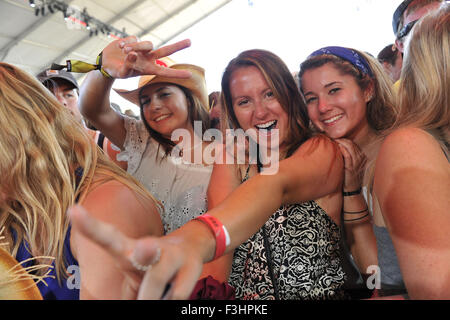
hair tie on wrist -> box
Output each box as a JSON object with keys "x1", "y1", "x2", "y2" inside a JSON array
[
  {"x1": 194, "y1": 214, "x2": 230, "y2": 260},
  {"x1": 343, "y1": 188, "x2": 362, "y2": 196}
]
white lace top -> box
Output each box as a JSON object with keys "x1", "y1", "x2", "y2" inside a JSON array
[{"x1": 117, "y1": 116, "x2": 213, "y2": 234}]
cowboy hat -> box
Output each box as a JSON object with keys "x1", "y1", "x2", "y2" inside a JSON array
[
  {"x1": 114, "y1": 63, "x2": 209, "y2": 111},
  {"x1": 0, "y1": 246, "x2": 43, "y2": 300}
]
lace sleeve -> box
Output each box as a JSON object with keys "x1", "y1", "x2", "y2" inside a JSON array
[{"x1": 117, "y1": 116, "x2": 150, "y2": 175}]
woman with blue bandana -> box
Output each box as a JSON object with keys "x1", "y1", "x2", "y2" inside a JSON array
[
  {"x1": 299, "y1": 46, "x2": 398, "y2": 297},
  {"x1": 68, "y1": 42, "x2": 399, "y2": 300}
]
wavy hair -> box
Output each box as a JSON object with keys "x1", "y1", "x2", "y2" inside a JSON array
[
  {"x1": 0, "y1": 62, "x2": 159, "y2": 282},
  {"x1": 396, "y1": 3, "x2": 449, "y2": 152}
]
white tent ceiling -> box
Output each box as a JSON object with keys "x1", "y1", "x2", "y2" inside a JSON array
[{"x1": 0, "y1": 0, "x2": 232, "y2": 80}]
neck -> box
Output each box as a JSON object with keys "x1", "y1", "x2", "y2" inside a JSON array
[{"x1": 349, "y1": 123, "x2": 376, "y2": 154}]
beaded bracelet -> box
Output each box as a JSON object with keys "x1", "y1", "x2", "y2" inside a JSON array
[{"x1": 194, "y1": 214, "x2": 230, "y2": 260}]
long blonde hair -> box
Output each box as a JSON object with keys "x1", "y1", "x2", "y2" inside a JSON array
[
  {"x1": 0, "y1": 62, "x2": 159, "y2": 282},
  {"x1": 366, "y1": 4, "x2": 449, "y2": 191},
  {"x1": 396, "y1": 3, "x2": 449, "y2": 152}
]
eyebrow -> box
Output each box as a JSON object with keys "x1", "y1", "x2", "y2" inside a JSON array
[
  {"x1": 140, "y1": 86, "x2": 170, "y2": 97},
  {"x1": 304, "y1": 81, "x2": 342, "y2": 96}
]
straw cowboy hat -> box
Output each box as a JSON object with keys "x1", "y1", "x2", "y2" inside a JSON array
[
  {"x1": 114, "y1": 60, "x2": 209, "y2": 111},
  {"x1": 0, "y1": 246, "x2": 43, "y2": 300}
]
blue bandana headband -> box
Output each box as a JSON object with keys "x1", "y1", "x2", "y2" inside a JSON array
[{"x1": 308, "y1": 46, "x2": 374, "y2": 78}]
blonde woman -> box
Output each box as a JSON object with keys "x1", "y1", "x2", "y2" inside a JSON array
[
  {"x1": 0, "y1": 62, "x2": 163, "y2": 299},
  {"x1": 370, "y1": 4, "x2": 449, "y2": 299}
]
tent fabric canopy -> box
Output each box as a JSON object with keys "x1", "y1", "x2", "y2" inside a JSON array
[{"x1": 0, "y1": 0, "x2": 231, "y2": 79}]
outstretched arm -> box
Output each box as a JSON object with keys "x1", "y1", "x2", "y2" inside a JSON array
[
  {"x1": 78, "y1": 37, "x2": 192, "y2": 148},
  {"x1": 70, "y1": 180, "x2": 163, "y2": 299},
  {"x1": 374, "y1": 128, "x2": 450, "y2": 299},
  {"x1": 70, "y1": 136, "x2": 344, "y2": 299}
]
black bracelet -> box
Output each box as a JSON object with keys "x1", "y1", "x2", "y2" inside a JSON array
[
  {"x1": 343, "y1": 188, "x2": 362, "y2": 196},
  {"x1": 344, "y1": 212, "x2": 370, "y2": 222},
  {"x1": 343, "y1": 207, "x2": 369, "y2": 214}
]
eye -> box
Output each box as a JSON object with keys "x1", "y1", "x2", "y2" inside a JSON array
[
  {"x1": 236, "y1": 98, "x2": 249, "y2": 107},
  {"x1": 139, "y1": 96, "x2": 150, "y2": 107},
  {"x1": 305, "y1": 96, "x2": 317, "y2": 104},
  {"x1": 159, "y1": 91, "x2": 171, "y2": 98},
  {"x1": 264, "y1": 90, "x2": 274, "y2": 98},
  {"x1": 329, "y1": 87, "x2": 340, "y2": 95}
]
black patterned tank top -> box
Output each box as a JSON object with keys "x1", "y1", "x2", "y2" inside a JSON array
[{"x1": 228, "y1": 166, "x2": 349, "y2": 300}]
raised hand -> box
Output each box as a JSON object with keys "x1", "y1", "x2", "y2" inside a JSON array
[
  {"x1": 335, "y1": 138, "x2": 367, "y2": 192},
  {"x1": 101, "y1": 36, "x2": 192, "y2": 79}
]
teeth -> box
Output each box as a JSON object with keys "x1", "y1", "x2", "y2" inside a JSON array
[
  {"x1": 323, "y1": 115, "x2": 343, "y2": 124},
  {"x1": 256, "y1": 120, "x2": 276, "y2": 129},
  {"x1": 155, "y1": 114, "x2": 170, "y2": 122}
]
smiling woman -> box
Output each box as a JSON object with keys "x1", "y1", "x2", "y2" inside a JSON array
[{"x1": 78, "y1": 37, "x2": 233, "y2": 291}]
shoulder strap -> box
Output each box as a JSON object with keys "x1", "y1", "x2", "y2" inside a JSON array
[
  {"x1": 97, "y1": 132, "x2": 105, "y2": 149},
  {"x1": 256, "y1": 144, "x2": 280, "y2": 299}
]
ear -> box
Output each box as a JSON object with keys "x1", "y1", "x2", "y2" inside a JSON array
[
  {"x1": 364, "y1": 81, "x2": 375, "y2": 103},
  {"x1": 394, "y1": 39, "x2": 404, "y2": 53}
]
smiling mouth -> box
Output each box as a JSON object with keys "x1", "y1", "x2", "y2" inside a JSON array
[
  {"x1": 322, "y1": 115, "x2": 343, "y2": 125},
  {"x1": 154, "y1": 114, "x2": 171, "y2": 122},
  {"x1": 255, "y1": 120, "x2": 277, "y2": 131}
]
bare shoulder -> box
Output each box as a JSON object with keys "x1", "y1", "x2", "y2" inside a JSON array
[
  {"x1": 377, "y1": 127, "x2": 449, "y2": 171},
  {"x1": 290, "y1": 134, "x2": 343, "y2": 171},
  {"x1": 81, "y1": 178, "x2": 163, "y2": 238}
]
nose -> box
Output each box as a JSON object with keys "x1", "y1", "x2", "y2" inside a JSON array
[
  {"x1": 254, "y1": 99, "x2": 269, "y2": 120},
  {"x1": 55, "y1": 93, "x2": 67, "y2": 107},
  {"x1": 149, "y1": 100, "x2": 162, "y2": 111},
  {"x1": 317, "y1": 96, "x2": 332, "y2": 114}
]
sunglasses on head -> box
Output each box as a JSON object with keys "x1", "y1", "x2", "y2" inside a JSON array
[{"x1": 397, "y1": 19, "x2": 418, "y2": 39}]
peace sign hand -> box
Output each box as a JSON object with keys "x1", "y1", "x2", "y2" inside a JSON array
[{"x1": 101, "y1": 36, "x2": 192, "y2": 79}]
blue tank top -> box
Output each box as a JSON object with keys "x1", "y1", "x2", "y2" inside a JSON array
[
  {"x1": 12, "y1": 167, "x2": 83, "y2": 300},
  {"x1": 13, "y1": 226, "x2": 79, "y2": 300}
]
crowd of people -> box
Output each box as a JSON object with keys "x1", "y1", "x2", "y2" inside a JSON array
[{"x1": 0, "y1": 0, "x2": 448, "y2": 300}]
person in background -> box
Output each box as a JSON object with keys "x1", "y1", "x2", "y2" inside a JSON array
[
  {"x1": 392, "y1": 0, "x2": 443, "y2": 54},
  {"x1": 37, "y1": 69, "x2": 127, "y2": 171},
  {"x1": 0, "y1": 62, "x2": 163, "y2": 299},
  {"x1": 377, "y1": 44, "x2": 403, "y2": 82},
  {"x1": 208, "y1": 91, "x2": 222, "y2": 130}
]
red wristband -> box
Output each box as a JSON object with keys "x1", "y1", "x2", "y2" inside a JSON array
[{"x1": 194, "y1": 214, "x2": 228, "y2": 260}]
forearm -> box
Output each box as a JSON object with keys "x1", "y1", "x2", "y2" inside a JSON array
[
  {"x1": 343, "y1": 194, "x2": 378, "y2": 273},
  {"x1": 79, "y1": 70, "x2": 115, "y2": 123},
  {"x1": 171, "y1": 172, "x2": 286, "y2": 264}
]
